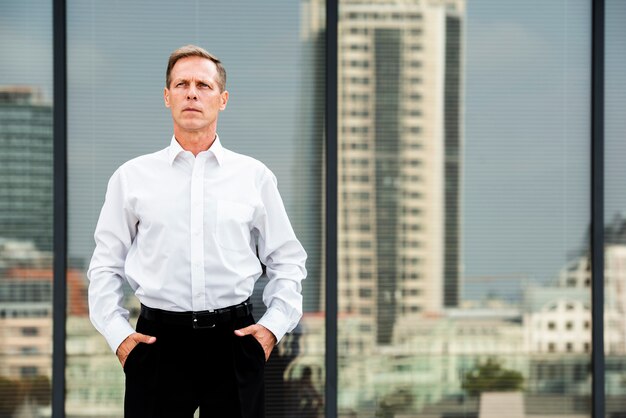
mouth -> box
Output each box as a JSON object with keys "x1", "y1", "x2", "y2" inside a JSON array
[{"x1": 183, "y1": 108, "x2": 201, "y2": 113}]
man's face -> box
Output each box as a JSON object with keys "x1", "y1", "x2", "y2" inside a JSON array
[{"x1": 164, "y1": 56, "x2": 228, "y2": 135}]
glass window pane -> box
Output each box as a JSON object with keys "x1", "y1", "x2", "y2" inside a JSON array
[
  {"x1": 67, "y1": 1, "x2": 325, "y2": 416},
  {"x1": 604, "y1": 1, "x2": 626, "y2": 416},
  {"x1": 337, "y1": 0, "x2": 591, "y2": 416},
  {"x1": 0, "y1": 1, "x2": 53, "y2": 415}
]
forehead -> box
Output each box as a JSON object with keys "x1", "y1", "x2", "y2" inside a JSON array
[{"x1": 170, "y1": 56, "x2": 219, "y2": 81}]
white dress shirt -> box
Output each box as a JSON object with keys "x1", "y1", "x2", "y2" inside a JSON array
[{"x1": 88, "y1": 135, "x2": 307, "y2": 353}]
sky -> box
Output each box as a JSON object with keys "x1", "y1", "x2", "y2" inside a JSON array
[{"x1": 1, "y1": 0, "x2": 625, "y2": 303}]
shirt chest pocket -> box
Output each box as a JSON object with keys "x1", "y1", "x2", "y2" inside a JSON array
[{"x1": 215, "y1": 200, "x2": 255, "y2": 251}]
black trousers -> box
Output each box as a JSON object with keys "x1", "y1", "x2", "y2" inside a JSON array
[{"x1": 124, "y1": 311, "x2": 265, "y2": 418}]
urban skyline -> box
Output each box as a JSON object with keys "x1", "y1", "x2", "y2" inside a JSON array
[
  {"x1": 1, "y1": 0, "x2": 626, "y2": 417},
  {"x1": 0, "y1": 0, "x2": 611, "y2": 288}
]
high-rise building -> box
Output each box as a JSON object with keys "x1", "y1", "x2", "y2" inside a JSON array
[
  {"x1": 0, "y1": 86, "x2": 53, "y2": 252},
  {"x1": 0, "y1": 242, "x2": 53, "y2": 380},
  {"x1": 0, "y1": 239, "x2": 89, "y2": 380},
  {"x1": 335, "y1": 0, "x2": 464, "y2": 344}
]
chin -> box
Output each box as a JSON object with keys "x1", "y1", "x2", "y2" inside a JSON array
[{"x1": 176, "y1": 120, "x2": 203, "y2": 129}]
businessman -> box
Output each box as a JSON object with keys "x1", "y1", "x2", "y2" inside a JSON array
[{"x1": 88, "y1": 44, "x2": 307, "y2": 418}]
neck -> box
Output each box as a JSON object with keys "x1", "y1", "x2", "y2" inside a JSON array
[{"x1": 173, "y1": 127, "x2": 217, "y2": 156}]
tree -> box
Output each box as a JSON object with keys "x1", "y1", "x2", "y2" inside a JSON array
[
  {"x1": 23, "y1": 375, "x2": 51, "y2": 406},
  {"x1": 375, "y1": 386, "x2": 414, "y2": 418},
  {"x1": 462, "y1": 358, "x2": 524, "y2": 397},
  {"x1": 0, "y1": 374, "x2": 50, "y2": 418},
  {"x1": 0, "y1": 376, "x2": 25, "y2": 418}
]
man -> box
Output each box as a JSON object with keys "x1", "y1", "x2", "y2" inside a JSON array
[{"x1": 88, "y1": 45, "x2": 307, "y2": 418}]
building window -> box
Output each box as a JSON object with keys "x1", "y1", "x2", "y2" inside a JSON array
[
  {"x1": 20, "y1": 366, "x2": 39, "y2": 378},
  {"x1": 21, "y1": 346, "x2": 39, "y2": 356},
  {"x1": 21, "y1": 327, "x2": 39, "y2": 336}
]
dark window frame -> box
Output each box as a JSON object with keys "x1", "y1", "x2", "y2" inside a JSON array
[
  {"x1": 591, "y1": 1, "x2": 605, "y2": 418},
  {"x1": 52, "y1": 0, "x2": 67, "y2": 416},
  {"x1": 50, "y1": 0, "x2": 606, "y2": 416}
]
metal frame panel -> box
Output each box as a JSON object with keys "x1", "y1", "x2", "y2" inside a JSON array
[
  {"x1": 591, "y1": 0, "x2": 605, "y2": 417},
  {"x1": 50, "y1": 1, "x2": 607, "y2": 417},
  {"x1": 325, "y1": 0, "x2": 339, "y2": 416},
  {"x1": 52, "y1": 0, "x2": 67, "y2": 415}
]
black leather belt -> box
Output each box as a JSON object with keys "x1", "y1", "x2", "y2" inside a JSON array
[{"x1": 140, "y1": 300, "x2": 253, "y2": 329}]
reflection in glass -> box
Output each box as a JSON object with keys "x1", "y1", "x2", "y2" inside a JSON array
[
  {"x1": 604, "y1": 1, "x2": 626, "y2": 416},
  {"x1": 0, "y1": 1, "x2": 53, "y2": 416},
  {"x1": 337, "y1": 0, "x2": 590, "y2": 416},
  {"x1": 67, "y1": 0, "x2": 325, "y2": 416}
]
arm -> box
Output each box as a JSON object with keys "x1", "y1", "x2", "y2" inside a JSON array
[
  {"x1": 253, "y1": 169, "x2": 307, "y2": 342},
  {"x1": 234, "y1": 169, "x2": 307, "y2": 359},
  {"x1": 87, "y1": 168, "x2": 139, "y2": 354}
]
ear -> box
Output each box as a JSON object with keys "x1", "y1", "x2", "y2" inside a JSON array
[
  {"x1": 164, "y1": 87, "x2": 171, "y2": 108},
  {"x1": 220, "y1": 90, "x2": 229, "y2": 111}
]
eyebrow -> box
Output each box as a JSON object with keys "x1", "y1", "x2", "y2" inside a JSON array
[{"x1": 173, "y1": 78, "x2": 213, "y2": 85}]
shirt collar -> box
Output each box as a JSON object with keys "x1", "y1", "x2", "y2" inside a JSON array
[
  {"x1": 167, "y1": 135, "x2": 185, "y2": 165},
  {"x1": 167, "y1": 134, "x2": 225, "y2": 166},
  {"x1": 208, "y1": 135, "x2": 225, "y2": 166}
]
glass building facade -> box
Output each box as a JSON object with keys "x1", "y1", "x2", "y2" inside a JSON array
[{"x1": 0, "y1": 0, "x2": 623, "y2": 417}]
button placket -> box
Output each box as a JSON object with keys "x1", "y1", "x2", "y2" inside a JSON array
[{"x1": 189, "y1": 156, "x2": 206, "y2": 311}]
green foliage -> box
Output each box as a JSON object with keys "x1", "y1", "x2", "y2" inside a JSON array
[
  {"x1": 0, "y1": 376, "x2": 25, "y2": 417},
  {"x1": 375, "y1": 386, "x2": 414, "y2": 418},
  {"x1": 23, "y1": 375, "x2": 51, "y2": 406},
  {"x1": 0, "y1": 374, "x2": 51, "y2": 417},
  {"x1": 462, "y1": 358, "x2": 524, "y2": 397}
]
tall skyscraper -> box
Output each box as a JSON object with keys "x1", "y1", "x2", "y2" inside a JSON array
[
  {"x1": 334, "y1": 0, "x2": 464, "y2": 344},
  {"x1": 0, "y1": 86, "x2": 53, "y2": 252}
]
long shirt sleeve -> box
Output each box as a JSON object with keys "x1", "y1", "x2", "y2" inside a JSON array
[
  {"x1": 254, "y1": 170, "x2": 307, "y2": 341},
  {"x1": 88, "y1": 168, "x2": 138, "y2": 352},
  {"x1": 87, "y1": 136, "x2": 307, "y2": 352}
]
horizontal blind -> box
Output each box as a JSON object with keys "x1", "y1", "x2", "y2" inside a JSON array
[
  {"x1": 336, "y1": 0, "x2": 592, "y2": 416},
  {"x1": 604, "y1": 1, "x2": 626, "y2": 416},
  {"x1": 0, "y1": 1, "x2": 54, "y2": 417},
  {"x1": 66, "y1": 0, "x2": 325, "y2": 416}
]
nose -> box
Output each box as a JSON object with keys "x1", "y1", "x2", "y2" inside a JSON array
[{"x1": 186, "y1": 85, "x2": 198, "y2": 100}]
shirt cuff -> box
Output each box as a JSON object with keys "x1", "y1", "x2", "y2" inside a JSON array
[
  {"x1": 104, "y1": 315, "x2": 135, "y2": 353},
  {"x1": 257, "y1": 307, "x2": 291, "y2": 343}
]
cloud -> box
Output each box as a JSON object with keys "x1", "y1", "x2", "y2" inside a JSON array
[
  {"x1": 0, "y1": 24, "x2": 53, "y2": 100},
  {"x1": 466, "y1": 21, "x2": 553, "y2": 79}
]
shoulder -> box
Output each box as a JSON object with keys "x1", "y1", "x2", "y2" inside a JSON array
[
  {"x1": 116, "y1": 148, "x2": 169, "y2": 175},
  {"x1": 222, "y1": 148, "x2": 276, "y2": 183},
  {"x1": 105, "y1": 148, "x2": 169, "y2": 189}
]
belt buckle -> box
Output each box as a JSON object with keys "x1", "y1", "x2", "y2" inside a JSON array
[{"x1": 192, "y1": 312, "x2": 216, "y2": 329}]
